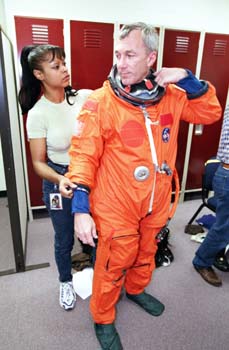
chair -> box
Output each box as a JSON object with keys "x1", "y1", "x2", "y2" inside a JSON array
[{"x1": 187, "y1": 157, "x2": 220, "y2": 225}]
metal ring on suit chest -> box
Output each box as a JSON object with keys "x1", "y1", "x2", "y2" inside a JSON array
[{"x1": 134, "y1": 166, "x2": 150, "y2": 181}]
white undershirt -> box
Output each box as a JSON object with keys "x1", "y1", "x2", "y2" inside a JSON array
[{"x1": 26, "y1": 89, "x2": 92, "y2": 165}]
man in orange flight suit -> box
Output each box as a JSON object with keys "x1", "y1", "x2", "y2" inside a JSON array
[{"x1": 60, "y1": 22, "x2": 221, "y2": 350}]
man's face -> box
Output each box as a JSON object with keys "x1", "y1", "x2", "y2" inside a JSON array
[{"x1": 115, "y1": 29, "x2": 157, "y2": 86}]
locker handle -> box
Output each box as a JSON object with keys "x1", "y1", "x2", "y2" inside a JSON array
[{"x1": 194, "y1": 124, "x2": 204, "y2": 135}]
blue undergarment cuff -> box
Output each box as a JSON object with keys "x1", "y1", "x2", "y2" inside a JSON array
[
  {"x1": 72, "y1": 189, "x2": 90, "y2": 214},
  {"x1": 176, "y1": 69, "x2": 203, "y2": 94}
]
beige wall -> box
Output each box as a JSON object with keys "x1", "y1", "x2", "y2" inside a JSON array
[
  {"x1": 0, "y1": 1, "x2": 6, "y2": 191},
  {"x1": 0, "y1": 0, "x2": 6, "y2": 30},
  {"x1": 3, "y1": 0, "x2": 229, "y2": 37}
]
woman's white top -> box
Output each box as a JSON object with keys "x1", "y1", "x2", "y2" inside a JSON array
[{"x1": 26, "y1": 89, "x2": 92, "y2": 165}]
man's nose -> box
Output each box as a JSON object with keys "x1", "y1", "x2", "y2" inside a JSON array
[{"x1": 117, "y1": 56, "x2": 127, "y2": 68}]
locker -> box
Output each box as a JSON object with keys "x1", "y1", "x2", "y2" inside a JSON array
[
  {"x1": 162, "y1": 29, "x2": 200, "y2": 184},
  {"x1": 187, "y1": 33, "x2": 229, "y2": 189},
  {"x1": 14, "y1": 16, "x2": 64, "y2": 207},
  {"x1": 70, "y1": 20, "x2": 114, "y2": 90}
]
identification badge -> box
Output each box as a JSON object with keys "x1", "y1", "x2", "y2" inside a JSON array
[{"x1": 50, "y1": 193, "x2": 63, "y2": 210}]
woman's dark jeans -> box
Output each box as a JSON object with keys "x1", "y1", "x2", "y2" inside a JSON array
[{"x1": 43, "y1": 161, "x2": 74, "y2": 282}]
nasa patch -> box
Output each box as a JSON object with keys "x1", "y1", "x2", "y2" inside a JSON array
[{"x1": 162, "y1": 128, "x2": 170, "y2": 143}]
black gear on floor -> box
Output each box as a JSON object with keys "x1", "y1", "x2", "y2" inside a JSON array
[
  {"x1": 184, "y1": 224, "x2": 205, "y2": 235},
  {"x1": 213, "y1": 248, "x2": 229, "y2": 272},
  {"x1": 155, "y1": 227, "x2": 174, "y2": 267},
  {"x1": 71, "y1": 252, "x2": 93, "y2": 271}
]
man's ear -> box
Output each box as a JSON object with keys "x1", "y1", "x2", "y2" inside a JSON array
[
  {"x1": 33, "y1": 69, "x2": 44, "y2": 81},
  {"x1": 147, "y1": 51, "x2": 157, "y2": 67}
]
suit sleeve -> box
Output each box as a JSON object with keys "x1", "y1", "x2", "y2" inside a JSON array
[
  {"x1": 178, "y1": 81, "x2": 222, "y2": 125},
  {"x1": 66, "y1": 95, "x2": 111, "y2": 189}
]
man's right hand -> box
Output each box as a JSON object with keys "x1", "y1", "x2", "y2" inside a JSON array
[
  {"x1": 74, "y1": 213, "x2": 98, "y2": 247},
  {"x1": 154, "y1": 67, "x2": 188, "y2": 87}
]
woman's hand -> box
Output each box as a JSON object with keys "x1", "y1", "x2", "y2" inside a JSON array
[{"x1": 59, "y1": 176, "x2": 77, "y2": 198}]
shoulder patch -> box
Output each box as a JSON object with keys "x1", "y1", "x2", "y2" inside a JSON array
[
  {"x1": 82, "y1": 99, "x2": 98, "y2": 112},
  {"x1": 160, "y1": 113, "x2": 173, "y2": 126}
]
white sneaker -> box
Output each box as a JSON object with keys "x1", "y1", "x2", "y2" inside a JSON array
[{"x1": 59, "y1": 281, "x2": 76, "y2": 310}]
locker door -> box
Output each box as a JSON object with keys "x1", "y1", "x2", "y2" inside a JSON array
[
  {"x1": 14, "y1": 16, "x2": 64, "y2": 207},
  {"x1": 162, "y1": 29, "x2": 200, "y2": 183},
  {"x1": 187, "y1": 33, "x2": 229, "y2": 189},
  {"x1": 70, "y1": 21, "x2": 114, "y2": 90}
]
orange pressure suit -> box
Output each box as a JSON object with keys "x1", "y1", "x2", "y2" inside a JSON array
[{"x1": 67, "y1": 77, "x2": 221, "y2": 324}]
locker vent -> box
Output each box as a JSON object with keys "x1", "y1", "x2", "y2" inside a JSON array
[
  {"x1": 175, "y1": 36, "x2": 189, "y2": 53},
  {"x1": 31, "y1": 24, "x2": 49, "y2": 44},
  {"x1": 213, "y1": 39, "x2": 227, "y2": 56},
  {"x1": 84, "y1": 29, "x2": 102, "y2": 48}
]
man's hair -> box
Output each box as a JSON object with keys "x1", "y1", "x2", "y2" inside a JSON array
[{"x1": 119, "y1": 22, "x2": 159, "y2": 52}]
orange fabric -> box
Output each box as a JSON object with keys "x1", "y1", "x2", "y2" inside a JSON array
[
  {"x1": 90, "y1": 226, "x2": 160, "y2": 324},
  {"x1": 67, "y1": 80, "x2": 222, "y2": 323},
  {"x1": 67, "y1": 80, "x2": 221, "y2": 228}
]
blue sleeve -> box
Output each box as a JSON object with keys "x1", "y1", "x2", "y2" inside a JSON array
[
  {"x1": 176, "y1": 69, "x2": 208, "y2": 99},
  {"x1": 71, "y1": 189, "x2": 90, "y2": 214}
]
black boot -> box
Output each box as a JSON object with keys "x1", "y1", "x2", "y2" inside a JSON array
[
  {"x1": 126, "y1": 290, "x2": 165, "y2": 316},
  {"x1": 94, "y1": 323, "x2": 123, "y2": 350}
]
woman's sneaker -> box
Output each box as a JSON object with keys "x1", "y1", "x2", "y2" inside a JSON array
[{"x1": 59, "y1": 281, "x2": 76, "y2": 310}]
